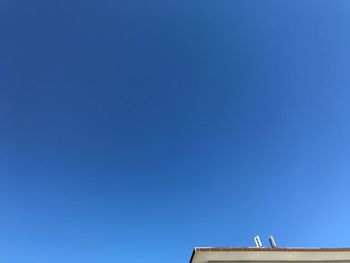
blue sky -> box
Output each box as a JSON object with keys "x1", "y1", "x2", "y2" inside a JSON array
[{"x1": 1, "y1": 0, "x2": 350, "y2": 262}]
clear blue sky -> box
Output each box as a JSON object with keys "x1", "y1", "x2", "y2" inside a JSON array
[{"x1": 1, "y1": 0, "x2": 350, "y2": 262}]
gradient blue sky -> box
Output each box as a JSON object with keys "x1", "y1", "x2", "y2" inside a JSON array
[{"x1": 1, "y1": 0, "x2": 350, "y2": 262}]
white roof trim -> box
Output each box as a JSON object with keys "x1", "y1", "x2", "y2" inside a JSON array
[{"x1": 191, "y1": 250, "x2": 350, "y2": 263}]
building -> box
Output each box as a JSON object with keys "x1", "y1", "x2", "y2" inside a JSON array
[{"x1": 189, "y1": 247, "x2": 350, "y2": 263}]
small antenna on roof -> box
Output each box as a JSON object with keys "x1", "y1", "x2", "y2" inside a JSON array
[
  {"x1": 254, "y1": 235, "x2": 263, "y2": 248},
  {"x1": 268, "y1": 235, "x2": 277, "y2": 248}
]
